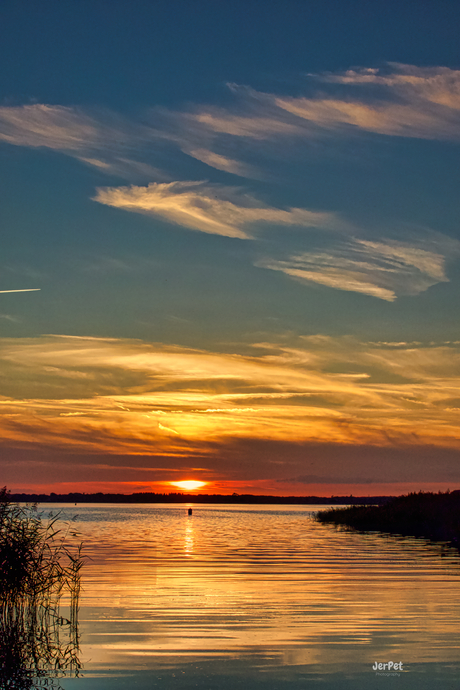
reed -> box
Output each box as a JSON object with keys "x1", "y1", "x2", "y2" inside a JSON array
[
  {"x1": 315, "y1": 490, "x2": 460, "y2": 546},
  {"x1": 0, "y1": 486, "x2": 84, "y2": 687}
]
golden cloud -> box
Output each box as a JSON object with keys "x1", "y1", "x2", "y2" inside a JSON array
[
  {"x1": 189, "y1": 65, "x2": 460, "y2": 142},
  {"x1": 257, "y1": 236, "x2": 456, "y2": 301},
  {"x1": 93, "y1": 181, "x2": 340, "y2": 238},
  {"x1": 1, "y1": 335, "x2": 460, "y2": 455}
]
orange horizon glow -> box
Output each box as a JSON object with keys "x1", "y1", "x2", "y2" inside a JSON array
[
  {"x1": 2, "y1": 336, "x2": 460, "y2": 495},
  {"x1": 6, "y1": 479, "x2": 460, "y2": 498}
]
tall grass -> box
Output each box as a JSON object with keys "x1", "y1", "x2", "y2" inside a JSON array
[
  {"x1": 0, "y1": 486, "x2": 84, "y2": 688},
  {"x1": 315, "y1": 491, "x2": 460, "y2": 546}
]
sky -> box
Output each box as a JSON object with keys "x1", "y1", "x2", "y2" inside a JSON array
[{"x1": 1, "y1": 0, "x2": 460, "y2": 495}]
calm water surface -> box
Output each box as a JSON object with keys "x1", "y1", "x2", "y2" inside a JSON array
[{"x1": 42, "y1": 503, "x2": 460, "y2": 689}]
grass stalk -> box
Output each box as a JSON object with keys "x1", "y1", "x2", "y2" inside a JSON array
[{"x1": 0, "y1": 486, "x2": 84, "y2": 687}]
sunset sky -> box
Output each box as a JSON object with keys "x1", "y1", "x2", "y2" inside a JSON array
[{"x1": 2, "y1": 1, "x2": 460, "y2": 495}]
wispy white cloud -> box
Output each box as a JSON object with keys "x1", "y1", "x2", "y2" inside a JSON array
[
  {"x1": 320, "y1": 63, "x2": 460, "y2": 110},
  {"x1": 77, "y1": 155, "x2": 167, "y2": 181},
  {"x1": 0, "y1": 104, "x2": 167, "y2": 180},
  {"x1": 3, "y1": 64, "x2": 460, "y2": 188},
  {"x1": 181, "y1": 64, "x2": 460, "y2": 142},
  {"x1": 2, "y1": 70, "x2": 459, "y2": 305},
  {"x1": 93, "y1": 180, "x2": 342, "y2": 239},
  {"x1": 0, "y1": 104, "x2": 103, "y2": 150},
  {"x1": 257, "y1": 234, "x2": 459, "y2": 301},
  {"x1": 124, "y1": 63, "x2": 460, "y2": 182},
  {"x1": 187, "y1": 109, "x2": 302, "y2": 139},
  {"x1": 186, "y1": 148, "x2": 260, "y2": 177},
  {"x1": 274, "y1": 95, "x2": 444, "y2": 138}
]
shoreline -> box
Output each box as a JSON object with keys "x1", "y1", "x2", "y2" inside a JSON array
[
  {"x1": 9, "y1": 491, "x2": 393, "y2": 506},
  {"x1": 315, "y1": 491, "x2": 460, "y2": 547}
]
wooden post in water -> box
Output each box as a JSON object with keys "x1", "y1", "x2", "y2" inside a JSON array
[{"x1": 188, "y1": 508, "x2": 192, "y2": 516}]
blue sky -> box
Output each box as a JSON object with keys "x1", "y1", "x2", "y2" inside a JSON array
[{"x1": 1, "y1": 1, "x2": 460, "y2": 495}]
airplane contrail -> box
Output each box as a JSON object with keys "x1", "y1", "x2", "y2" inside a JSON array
[{"x1": 0, "y1": 288, "x2": 41, "y2": 293}]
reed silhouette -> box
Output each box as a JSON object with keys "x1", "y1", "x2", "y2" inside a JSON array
[
  {"x1": 0, "y1": 487, "x2": 84, "y2": 689},
  {"x1": 316, "y1": 490, "x2": 460, "y2": 547}
]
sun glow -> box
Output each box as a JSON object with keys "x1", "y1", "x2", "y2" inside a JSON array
[{"x1": 170, "y1": 480, "x2": 208, "y2": 491}]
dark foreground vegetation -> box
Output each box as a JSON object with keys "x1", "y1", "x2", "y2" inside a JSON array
[
  {"x1": 0, "y1": 487, "x2": 83, "y2": 689},
  {"x1": 9, "y1": 491, "x2": 392, "y2": 505},
  {"x1": 316, "y1": 491, "x2": 460, "y2": 547}
]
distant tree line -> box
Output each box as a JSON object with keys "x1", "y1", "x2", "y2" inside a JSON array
[{"x1": 8, "y1": 492, "x2": 394, "y2": 505}]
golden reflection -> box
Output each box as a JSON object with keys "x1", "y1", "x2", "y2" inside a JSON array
[
  {"x1": 184, "y1": 514, "x2": 194, "y2": 556},
  {"x1": 74, "y1": 505, "x2": 460, "y2": 672}
]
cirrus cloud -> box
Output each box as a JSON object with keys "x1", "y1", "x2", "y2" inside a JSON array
[
  {"x1": 257, "y1": 234, "x2": 459, "y2": 301},
  {"x1": 1, "y1": 334, "x2": 460, "y2": 457},
  {"x1": 93, "y1": 180, "x2": 343, "y2": 239},
  {"x1": 186, "y1": 64, "x2": 460, "y2": 143}
]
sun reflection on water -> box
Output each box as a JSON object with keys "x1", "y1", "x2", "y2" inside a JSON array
[
  {"x1": 184, "y1": 511, "x2": 194, "y2": 556},
  {"x1": 53, "y1": 503, "x2": 460, "y2": 683}
]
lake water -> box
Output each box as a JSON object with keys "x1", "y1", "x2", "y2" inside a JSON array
[{"x1": 33, "y1": 503, "x2": 460, "y2": 689}]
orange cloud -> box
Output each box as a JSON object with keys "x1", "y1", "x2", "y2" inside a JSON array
[{"x1": 1, "y1": 335, "x2": 460, "y2": 459}]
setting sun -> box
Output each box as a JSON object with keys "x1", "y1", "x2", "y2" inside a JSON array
[{"x1": 170, "y1": 480, "x2": 208, "y2": 491}]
